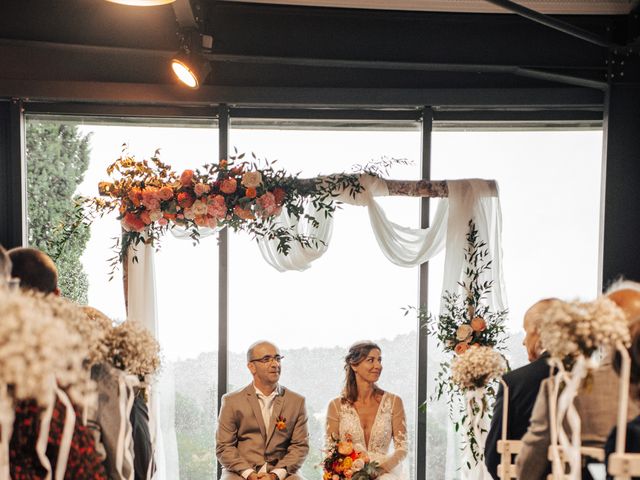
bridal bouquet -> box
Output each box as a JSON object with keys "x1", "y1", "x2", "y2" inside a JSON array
[{"x1": 322, "y1": 434, "x2": 380, "y2": 480}]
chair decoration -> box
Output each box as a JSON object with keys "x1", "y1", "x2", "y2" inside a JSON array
[
  {"x1": 0, "y1": 288, "x2": 92, "y2": 480},
  {"x1": 607, "y1": 343, "x2": 640, "y2": 479},
  {"x1": 496, "y1": 379, "x2": 522, "y2": 479},
  {"x1": 540, "y1": 299, "x2": 630, "y2": 480}
]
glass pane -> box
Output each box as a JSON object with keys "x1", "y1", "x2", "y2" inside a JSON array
[
  {"x1": 227, "y1": 125, "x2": 421, "y2": 479},
  {"x1": 427, "y1": 129, "x2": 603, "y2": 478},
  {"x1": 24, "y1": 118, "x2": 219, "y2": 480}
]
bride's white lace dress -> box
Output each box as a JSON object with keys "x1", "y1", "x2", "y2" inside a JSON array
[{"x1": 326, "y1": 392, "x2": 408, "y2": 480}]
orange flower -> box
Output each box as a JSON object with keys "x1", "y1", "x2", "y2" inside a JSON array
[
  {"x1": 163, "y1": 212, "x2": 176, "y2": 220},
  {"x1": 234, "y1": 205, "x2": 255, "y2": 220},
  {"x1": 180, "y1": 169, "x2": 194, "y2": 186},
  {"x1": 139, "y1": 211, "x2": 152, "y2": 225},
  {"x1": 275, "y1": 415, "x2": 287, "y2": 431},
  {"x1": 337, "y1": 441, "x2": 353, "y2": 456},
  {"x1": 122, "y1": 213, "x2": 145, "y2": 232},
  {"x1": 471, "y1": 316, "x2": 487, "y2": 332},
  {"x1": 177, "y1": 192, "x2": 195, "y2": 209},
  {"x1": 219, "y1": 159, "x2": 228, "y2": 169},
  {"x1": 128, "y1": 187, "x2": 142, "y2": 207},
  {"x1": 245, "y1": 187, "x2": 257, "y2": 199},
  {"x1": 454, "y1": 342, "x2": 469, "y2": 355},
  {"x1": 220, "y1": 178, "x2": 237, "y2": 194}
]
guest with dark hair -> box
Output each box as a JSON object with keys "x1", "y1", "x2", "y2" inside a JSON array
[
  {"x1": 484, "y1": 298, "x2": 558, "y2": 479},
  {"x1": 3, "y1": 246, "x2": 107, "y2": 479},
  {"x1": 8, "y1": 246, "x2": 60, "y2": 295}
]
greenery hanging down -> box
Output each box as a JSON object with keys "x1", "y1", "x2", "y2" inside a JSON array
[
  {"x1": 408, "y1": 220, "x2": 508, "y2": 465},
  {"x1": 26, "y1": 122, "x2": 92, "y2": 303}
]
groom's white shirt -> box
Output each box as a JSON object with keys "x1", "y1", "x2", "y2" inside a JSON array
[{"x1": 241, "y1": 384, "x2": 287, "y2": 480}]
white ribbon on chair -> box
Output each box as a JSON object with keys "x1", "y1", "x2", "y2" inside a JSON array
[
  {"x1": 35, "y1": 376, "x2": 57, "y2": 480},
  {"x1": 549, "y1": 356, "x2": 588, "y2": 480},
  {"x1": 54, "y1": 386, "x2": 76, "y2": 480},
  {"x1": 464, "y1": 387, "x2": 491, "y2": 480},
  {"x1": 0, "y1": 384, "x2": 14, "y2": 480},
  {"x1": 116, "y1": 374, "x2": 139, "y2": 480}
]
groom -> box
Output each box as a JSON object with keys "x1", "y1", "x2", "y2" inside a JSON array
[{"x1": 216, "y1": 341, "x2": 309, "y2": 480}]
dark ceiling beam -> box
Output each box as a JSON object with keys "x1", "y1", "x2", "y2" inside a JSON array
[
  {"x1": 0, "y1": 79, "x2": 604, "y2": 109},
  {"x1": 206, "y1": 52, "x2": 608, "y2": 90},
  {"x1": 483, "y1": 0, "x2": 619, "y2": 49},
  {"x1": 0, "y1": 38, "x2": 173, "y2": 58}
]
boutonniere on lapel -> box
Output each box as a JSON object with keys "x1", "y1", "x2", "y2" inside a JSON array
[{"x1": 275, "y1": 415, "x2": 287, "y2": 431}]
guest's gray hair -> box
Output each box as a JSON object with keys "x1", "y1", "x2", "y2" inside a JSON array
[
  {"x1": 246, "y1": 340, "x2": 278, "y2": 362},
  {"x1": 0, "y1": 244, "x2": 11, "y2": 286}
]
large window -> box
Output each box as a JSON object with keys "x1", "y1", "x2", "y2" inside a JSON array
[
  {"x1": 426, "y1": 128, "x2": 603, "y2": 478},
  {"x1": 227, "y1": 124, "x2": 422, "y2": 479},
  {"x1": 23, "y1": 111, "x2": 604, "y2": 480},
  {"x1": 25, "y1": 117, "x2": 220, "y2": 479}
]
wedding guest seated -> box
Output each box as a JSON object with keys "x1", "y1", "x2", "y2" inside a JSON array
[
  {"x1": 8, "y1": 246, "x2": 60, "y2": 295},
  {"x1": 84, "y1": 306, "x2": 155, "y2": 480},
  {"x1": 603, "y1": 282, "x2": 640, "y2": 479},
  {"x1": 516, "y1": 290, "x2": 640, "y2": 480},
  {"x1": 484, "y1": 298, "x2": 558, "y2": 479},
  {"x1": 6, "y1": 247, "x2": 107, "y2": 478},
  {"x1": 0, "y1": 243, "x2": 11, "y2": 285}
]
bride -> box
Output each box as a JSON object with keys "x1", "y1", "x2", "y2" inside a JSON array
[{"x1": 326, "y1": 341, "x2": 408, "y2": 480}]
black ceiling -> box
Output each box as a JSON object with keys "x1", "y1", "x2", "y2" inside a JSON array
[{"x1": 0, "y1": 0, "x2": 638, "y2": 102}]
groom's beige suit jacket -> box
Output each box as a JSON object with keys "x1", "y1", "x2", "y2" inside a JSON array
[{"x1": 216, "y1": 384, "x2": 309, "y2": 478}]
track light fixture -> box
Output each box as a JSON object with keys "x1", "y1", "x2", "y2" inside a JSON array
[
  {"x1": 105, "y1": 0, "x2": 176, "y2": 6},
  {"x1": 171, "y1": 50, "x2": 212, "y2": 89},
  {"x1": 171, "y1": 29, "x2": 212, "y2": 89}
]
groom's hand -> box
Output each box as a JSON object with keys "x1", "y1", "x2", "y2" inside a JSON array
[
  {"x1": 248, "y1": 473, "x2": 262, "y2": 480},
  {"x1": 256, "y1": 473, "x2": 277, "y2": 480}
]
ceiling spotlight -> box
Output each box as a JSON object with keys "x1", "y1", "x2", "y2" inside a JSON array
[
  {"x1": 171, "y1": 51, "x2": 212, "y2": 89},
  {"x1": 105, "y1": 0, "x2": 176, "y2": 5}
]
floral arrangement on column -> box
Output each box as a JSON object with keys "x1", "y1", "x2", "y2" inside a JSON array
[
  {"x1": 413, "y1": 220, "x2": 508, "y2": 469},
  {"x1": 92, "y1": 147, "x2": 365, "y2": 271},
  {"x1": 539, "y1": 298, "x2": 629, "y2": 479}
]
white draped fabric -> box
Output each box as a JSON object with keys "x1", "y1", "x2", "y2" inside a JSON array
[{"x1": 124, "y1": 175, "x2": 506, "y2": 478}]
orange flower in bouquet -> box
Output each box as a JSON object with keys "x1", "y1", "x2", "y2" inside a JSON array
[{"x1": 323, "y1": 434, "x2": 380, "y2": 480}]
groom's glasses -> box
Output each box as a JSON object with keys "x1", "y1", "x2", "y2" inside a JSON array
[{"x1": 250, "y1": 355, "x2": 284, "y2": 364}]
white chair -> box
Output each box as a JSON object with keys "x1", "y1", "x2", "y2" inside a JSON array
[
  {"x1": 608, "y1": 343, "x2": 640, "y2": 480},
  {"x1": 497, "y1": 378, "x2": 522, "y2": 479}
]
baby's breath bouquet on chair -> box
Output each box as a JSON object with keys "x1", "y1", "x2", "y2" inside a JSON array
[{"x1": 539, "y1": 297, "x2": 629, "y2": 479}]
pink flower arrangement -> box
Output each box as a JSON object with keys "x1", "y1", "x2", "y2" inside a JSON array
[{"x1": 94, "y1": 148, "x2": 359, "y2": 266}]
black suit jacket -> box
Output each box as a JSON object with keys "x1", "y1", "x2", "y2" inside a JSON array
[
  {"x1": 130, "y1": 395, "x2": 154, "y2": 480},
  {"x1": 485, "y1": 353, "x2": 551, "y2": 479},
  {"x1": 605, "y1": 414, "x2": 640, "y2": 480}
]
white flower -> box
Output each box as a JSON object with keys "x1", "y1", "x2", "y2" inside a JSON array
[
  {"x1": 352, "y1": 459, "x2": 365, "y2": 471},
  {"x1": 104, "y1": 320, "x2": 161, "y2": 378},
  {"x1": 241, "y1": 171, "x2": 263, "y2": 189},
  {"x1": 456, "y1": 324, "x2": 473, "y2": 341},
  {"x1": 191, "y1": 200, "x2": 208, "y2": 216},
  {"x1": 539, "y1": 298, "x2": 629, "y2": 367},
  {"x1": 451, "y1": 346, "x2": 507, "y2": 390},
  {"x1": 0, "y1": 288, "x2": 92, "y2": 407}
]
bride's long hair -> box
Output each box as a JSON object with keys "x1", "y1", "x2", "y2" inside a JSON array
[{"x1": 342, "y1": 341, "x2": 382, "y2": 404}]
